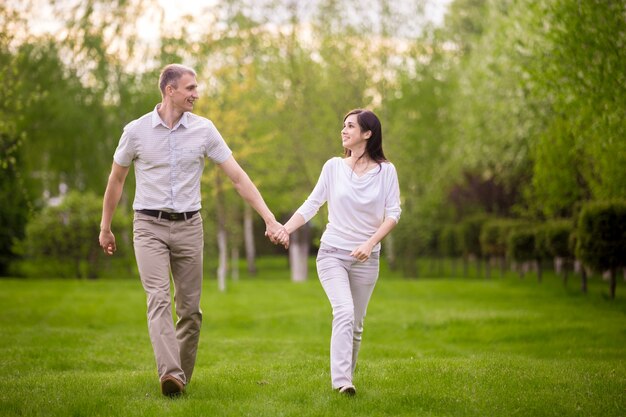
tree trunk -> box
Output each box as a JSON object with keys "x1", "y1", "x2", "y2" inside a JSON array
[
  {"x1": 535, "y1": 259, "x2": 542, "y2": 283},
  {"x1": 75, "y1": 258, "x2": 82, "y2": 279},
  {"x1": 429, "y1": 257, "x2": 437, "y2": 276},
  {"x1": 216, "y1": 172, "x2": 227, "y2": 292},
  {"x1": 555, "y1": 257, "x2": 565, "y2": 285},
  {"x1": 217, "y1": 228, "x2": 227, "y2": 292},
  {"x1": 499, "y1": 256, "x2": 506, "y2": 278},
  {"x1": 576, "y1": 260, "x2": 587, "y2": 294},
  {"x1": 485, "y1": 257, "x2": 491, "y2": 280},
  {"x1": 87, "y1": 248, "x2": 99, "y2": 279},
  {"x1": 402, "y1": 254, "x2": 417, "y2": 278},
  {"x1": 243, "y1": 204, "x2": 257, "y2": 276},
  {"x1": 463, "y1": 256, "x2": 469, "y2": 278},
  {"x1": 609, "y1": 268, "x2": 616, "y2": 300},
  {"x1": 289, "y1": 222, "x2": 310, "y2": 282},
  {"x1": 231, "y1": 246, "x2": 240, "y2": 282}
]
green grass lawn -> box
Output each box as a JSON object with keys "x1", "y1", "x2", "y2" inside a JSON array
[{"x1": 0, "y1": 262, "x2": 625, "y2": 416}]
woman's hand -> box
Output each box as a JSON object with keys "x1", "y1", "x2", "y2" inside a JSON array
[
  {"x1": 350, "y1": 242, "x2": 374, "y2": 262},
  {"x1": 265, "y1": 223, "x2": 289, "y2": 249}
]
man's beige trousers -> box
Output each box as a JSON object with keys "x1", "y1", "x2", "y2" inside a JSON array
[{"x1": 133, "y1": 211, "x2": 204, "y2": 385}]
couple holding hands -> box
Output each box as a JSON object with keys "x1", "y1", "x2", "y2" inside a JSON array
[{"x1": 99, "y1": 64, "x2": 401, "y2": 397}]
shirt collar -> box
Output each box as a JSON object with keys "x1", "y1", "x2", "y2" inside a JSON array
[{"x1": 151, "y1": 104, "x2": 189, "y2": 130}]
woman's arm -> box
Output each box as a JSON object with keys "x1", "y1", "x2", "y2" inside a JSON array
[
  {"x1": 351, "y1": 164, "x2": 402, "y2": 261},
  {"x1": 350, "y1": 217, "x2": 398, "y2": 262},
  {"x1": 279, "y1": 160, "x2": 332, "y2": 248},
  {"x1": 283, "y1": 213, "x2": 307, "y2": 235}
]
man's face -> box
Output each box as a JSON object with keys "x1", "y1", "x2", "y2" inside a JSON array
[{"x1": 168, "y1": 73, "x2": 198, "y2": 112}]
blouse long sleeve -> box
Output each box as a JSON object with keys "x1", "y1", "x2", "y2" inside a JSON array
[
  {"x1": 384, "y1": 163, "x2": 402, "y2": 223},
  {"x1": 296, "y1": 160, "x2": 330, "y2": 223}
]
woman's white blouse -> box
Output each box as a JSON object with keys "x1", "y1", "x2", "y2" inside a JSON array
[{"x1": 296, "y1": 157, "x2": 401, "y2": 253}]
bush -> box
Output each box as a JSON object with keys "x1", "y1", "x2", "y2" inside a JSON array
[
  {"x1": 439, "y1": 224, "x2": 462, "y2": 257},
  {"x1": 532, "y1": 224, "x2": 552, "y2": 261},
  {"x1": 19, "y1": 191, "x2": 131, "y2": 278},
  {"x1": 541, "y1": 220, "x2": 574, "y2": 259},
  {"x1": 458, "y1": 214, "x2": 488, "y2": 258},
  {"x1": 423, "y1": 224, "x2": 441, "y2": 258},
  {"x1": 0, "y1": 163, "x2": 30, "y2": 276},
  {"x1": 393, "y1": 216, "x2": 425, "y2": 277},
  {"x1": 508, "y1": 228, "x2": 537, "y2": 263},
  {"x1": 480, "y1": 219, "x2": 521, "y2": 259},
  {"x1": 576, "y1": 201, "x2": 626, "y2": 298}
]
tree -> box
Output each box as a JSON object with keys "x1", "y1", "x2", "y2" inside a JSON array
[
  {"x1": 458, "y1": 214, "x2": 488, "y2": 277},
  {"x1": 507, "y1": 228, "x2": 538, "y2": 280},
  {"x1": 527, "y1": 0, "x2": 626, "y2": 216},
  {"x1": 0, "y1": 5, "x2": 31, "y2": 275},
  {"x1": 541, "y1": 220, "x2": 574, "y2": 286},
  {"x1": 439, "y1": 224, "x2": 462, "y2": 276},
  {"x1": 576, "y1": 201, "x2": 626, "y2": 299}
]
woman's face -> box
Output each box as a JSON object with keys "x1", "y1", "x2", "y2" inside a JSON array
[{"x1": 341, "y1": 114, "x2": 370, "y2": 151}]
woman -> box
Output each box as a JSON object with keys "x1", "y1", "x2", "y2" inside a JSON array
[{"x1": 278, "y1": 109, "x2": 401, "y2": 395}]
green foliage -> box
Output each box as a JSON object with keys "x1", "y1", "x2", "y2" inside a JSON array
[
  {"x1": 529, "y1": 118, "x2": 586, "y2": 217},
  {"x1": 439, "y1": 224, "x2": 462, "y2": 257},
  {"x1": 532, "y1": 224, "x2": 552, "y2": 261},
  {"x1": 526, "y1": 0, "x2": 626, "y2": 213},
  {"x1": 458, "y1": 214, "x2": 488, "y2": 257},
  {"x1": 576, "y1": 201, "x2": 626, "y2": 272},
  {"x1": 424, "y1": 224, "x2": 442, "y2": 258},
  {"x1": 20, "y1": 191, "x2": 130, "y2": 278},
  {"x1": 540, "y1": 220, "x2": 574, "y2": 259},
  {"x1": 392, "y1": 216, "x2": 424, "y2": 277},
  {"x1": 2, "y1": 0, "x2": 625, "y2": 275},
  {"x1": 479, "y1": 218, "x2": 521, "y2": 258},
  {"x1": 0, "y1": 7, "x2": 32, "y2": 274},
  {"x1": 14, "y1": 40, "x2": 119, "y2": 200},
  {"x1": 507, "y1": 227, "x2": 538, "y2": 263},
  {"x1": 0, "y1": 163, "x2": 29, "y2": 274}
]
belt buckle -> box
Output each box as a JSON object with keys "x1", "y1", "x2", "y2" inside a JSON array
[{"x1": 169, "y1": 213, "x2": 179, "y2": 220}]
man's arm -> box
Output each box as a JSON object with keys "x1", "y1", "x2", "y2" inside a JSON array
[
  {"x1": 218, "y1": 156, "x2": 285, "y2": 243},
  {"x1": 99, "y1": 162, "x2": 130, "y2": 255}
]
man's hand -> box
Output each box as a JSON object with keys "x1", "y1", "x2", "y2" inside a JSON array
[
  {"x1": 99, "y1": 230, "x2": 117, "y2": 256},
  {"x1": 265, "y1": 220, "x2": 289, "y2": 249}
]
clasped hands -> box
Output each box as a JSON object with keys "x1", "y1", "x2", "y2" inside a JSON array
[
  {"x1": 265, "y1": 220, "x2": 374, "y2": 262},
  {"x1": 265, "y1": 221, "x2": 289, "y2": 249}
]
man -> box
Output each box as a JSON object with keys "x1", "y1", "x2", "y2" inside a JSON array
[{"x1": 98, "y1": 64, "x2": 284, "y2": 397}]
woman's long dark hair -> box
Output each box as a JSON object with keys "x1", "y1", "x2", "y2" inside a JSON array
[{"x1": 343, "y1": 109, "x2": 387, "y2": 168}]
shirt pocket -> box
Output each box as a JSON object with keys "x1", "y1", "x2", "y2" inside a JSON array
[{"x1": 177, "y1": 147, "x2": 204, "y2": 173}]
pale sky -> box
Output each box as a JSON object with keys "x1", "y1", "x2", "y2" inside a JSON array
[
  {"x1": 23, "y1": 0, "x2": 452, "y2": 40},
  {"x1": 157, "y1": 0, "x2": 452, "y2": 22}
]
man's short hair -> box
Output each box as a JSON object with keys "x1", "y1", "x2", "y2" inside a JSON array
[{"x1": 159, "y1": 64, "x2": 197, "y2": 95}]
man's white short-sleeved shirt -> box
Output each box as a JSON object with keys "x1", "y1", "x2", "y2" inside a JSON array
[
  {"x1": 296, "y1": 157, "x2": 402, "y2": 253},
  {"x1": 114, "y1": 105, "x2": 232, "y2": 212}
]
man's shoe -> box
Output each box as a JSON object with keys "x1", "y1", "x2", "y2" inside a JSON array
[
  {"x1": 161, "y1": 375, "x2": 184, "y2": 397},
  {"x1": 338, "y1": 385, "x2": 356, "y2": 396}
]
